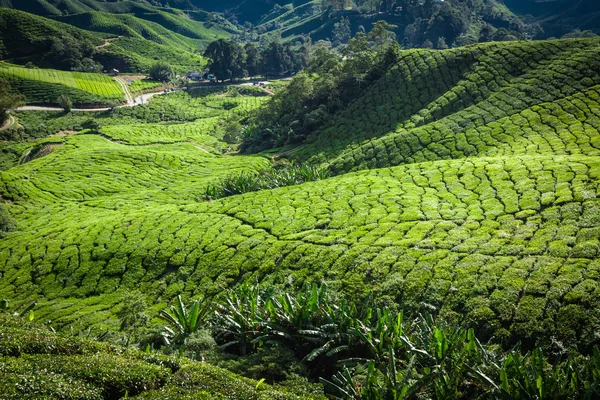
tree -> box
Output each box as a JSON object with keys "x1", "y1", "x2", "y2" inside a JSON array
[
  {"x1": 369, "y1": 20, "x2": 398, "y2": 48},
  {"x1": 117, "y1": 291, "x2": 150, "y2": 346},
  {"x1": 0, "y1": 79, "x2": 24, "y2": 124},
  {"x1": 437, "y1": 37, "x2": 449, "y2": 49},
  {"x1": 204, "y1": 39, "x2": 246, "y2": 82},
  {"x1": 261, "y1": 40, "x2": 291, "y2": 78},
  {"x1": 244, "y1": 43, "x2": 262, "y2": 78},
  {"x1": 82, "y1": 119, "x2": 101, "y2": 133},
  {"x1": 332, "y1": 17, "x2": 352, "y2": 47},
  {"x1": 57, "y1": 95, "x2": 72, "y2": 113},
  {"x1": 45, "y1": 36, "x2": 102, "y2": 72},
  {"x1": 149, "y1": 62, "x2": 175, "y2": 82}
]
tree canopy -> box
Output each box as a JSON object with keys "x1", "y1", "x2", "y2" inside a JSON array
[
  {"x1": 149, "y1": 62, "x2": 175, "y2": 82},
  {"x1": 0, "y1": 78, "x2": 24, "y2": 123}
]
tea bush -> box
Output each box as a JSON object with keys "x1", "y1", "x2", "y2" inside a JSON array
[
  {"x1": 0, "y1": 62, "x2": 124, "y2": 105},
  {"x1": 0, "y1": 315, "x2": 316, "y2": 399}
]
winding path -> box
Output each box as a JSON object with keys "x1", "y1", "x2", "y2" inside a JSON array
[
  {"x1": 16, "y1": 91, "x2": 168, "y2": 112},
  {"x1": 0, "y1": 114, "x2": 16, "y2": 131},
  {"x1": 15, "y1": 80, "x2": 272, "y2": 113}
]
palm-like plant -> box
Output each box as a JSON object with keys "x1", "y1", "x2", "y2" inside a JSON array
[
  {"x1": 214, "y1": 281, "x2": 268, "y2": 355},
  {"x1": 159, "y1": 295, "x2": 212, "y2": 347}
]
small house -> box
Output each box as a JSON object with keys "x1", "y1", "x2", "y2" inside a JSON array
[
  {"x1": 187, "y1": 72, "x2": 205, "y2": 81},
  {"x1": 110, "y1": 69, "x2": 119, "y2": 76}
]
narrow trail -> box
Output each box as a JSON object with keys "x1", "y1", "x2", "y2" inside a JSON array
[
  {"x1": 0, "y1": 115, "x2": 16, "y2": 131},
  {"x1": 115, "y1": 77, "x2": 134, "y2": 105}
]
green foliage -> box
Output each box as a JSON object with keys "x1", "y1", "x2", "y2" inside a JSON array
[
  {"x1": 118, "y1": 291, "x2": 150, "y2": 347},
  {"x1": 149, "y1": 62, "x2": 175, "y2": 83},
  {"x1": 58, "y1": 94, "x2": 73, "y2": 113},
  {"x1": 129, "y1": 79, "x2": 163, "y2": 94},
  {"x1": 244, "y1": 25, "x2": 402, "y2": 151},
  {"x1": 0, "y1": 315, "x2": 309, "y2": 399},
  {"x1": 159, "y1": 295, "x2": 213, "y2": 347},
  {"x1": 203, "y1": 164, "x2": 331, "y2": 199},
  {"x1": 0, "y1": 62, "x2": 124, "y2": 105},
  {"x1": 0, "y1": 78, "x2": 24, "y2": 123},
  {"x1": 1, "y1": 38, "x2": 600, "y2": 370},
  {"x1": 0, "y1": 203, "x2": 15, "y2": 236}
]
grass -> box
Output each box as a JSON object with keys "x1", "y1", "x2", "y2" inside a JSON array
[
  {"x1": 0, "y1": 62, "x2": 124, "y2": 105},
  {"x1": 0, "y1": 37, "x2": 599, "y2": 364}
]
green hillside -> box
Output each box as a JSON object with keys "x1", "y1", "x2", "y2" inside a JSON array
[
  {"x1": 0, "y1": 38, "x2": 599, "y2": 358},
  {"x1": 292, "y1": 38, "x2": 600, "y2": 171},
  {"x1": 0, "y1": 4, "x2": 236, "y2": 72},
  {"x1": 0, "y1": 62, "x2": 124, "y2": 105}
]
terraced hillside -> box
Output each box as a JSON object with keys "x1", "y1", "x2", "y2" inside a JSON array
[
  {"x1": 1, "y1": 38, "x2": 600, "y2": 357},
  {"x1": 294, "y1": 38, "x2": 600, "y2": 172},
  {"x1": 0, "y1": 62, "x2": 124, "y2": 105}
]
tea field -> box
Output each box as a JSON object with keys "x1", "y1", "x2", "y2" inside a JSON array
[
  {"x1": 0, "y1": 315, "x2": 319, "y2": 399},
  {"x1": 0, "y1": 62, "x2": 124, "y2": 105},
  {"x1": 0, "y1": 38, "x2": 600, "y2": 358}
]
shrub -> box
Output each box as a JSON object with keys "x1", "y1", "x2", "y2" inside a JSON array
[
  {"x1": 149, "y1": 62, "x2": 175, "y2": 82},
  {"x1": 0, "y1": 203, "x2": 15, "y2": 236},
  {"x1": 58, "y1": 94, "x2": 72, "y2": 112},
  {"x1": 203, "y1": 164, "x2": 331, "y2": 199}
]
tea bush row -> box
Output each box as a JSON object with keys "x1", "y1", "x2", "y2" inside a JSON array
[
  {"x1": 0, "y1": 62, "x2": 124, "y2": 105},
  {"x1": 327, "y1": 84, "x2": 600, "y2": 173},
  {"x1": 0, "y1": 315, "x2": 317, "y2": 400},
  {"x1": 294, "y1": 38, "x2": 600, "y2": 168},
  {"x1": 1, "y1": 153, "x2": 598, "y2": 351}
]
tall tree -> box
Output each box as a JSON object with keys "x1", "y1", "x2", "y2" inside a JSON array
[
  {"x1": 261, "y1": 40, "x2": 290, "y2": 78},
  {"x1": 332, "y1": 17, "x2": 352, "y2": 46},
  {"x1": 204, "y1": 39, "x2": 246, "y2": 82},
  {"x1": 149, "y1": 62, "x2": 175, "y2": 82},
  {"x1": 244, "y1": 43, "x2": 262, "y2": 77},
  {"x1": 369, "y1": 20, "x2": 398, "y2": 48},
  {"x1": 0, "y1": 79, "x2": 24, "y2": 124}
]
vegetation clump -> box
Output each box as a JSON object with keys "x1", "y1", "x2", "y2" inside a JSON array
[
  {"x1": 203, "y1": 163, "x2": 331, "y2": 199},
  {"x1": 148, "y1": 62, "x2": 175, "y2": 83}
]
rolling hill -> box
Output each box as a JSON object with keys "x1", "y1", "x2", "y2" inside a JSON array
[
  {"x1": 0, "y1": 2, "x2": 237, "y2": 72},
  {"x1": 1, "y1": 38, "x2": 600, "y2": 358}
]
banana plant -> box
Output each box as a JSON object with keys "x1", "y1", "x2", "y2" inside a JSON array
[
  {"x1": 214, "y1": 281, "x2": 269, "y2": 355},
  {"x1": 158, "y1": 294, "x2": 212, "y2": 347}
]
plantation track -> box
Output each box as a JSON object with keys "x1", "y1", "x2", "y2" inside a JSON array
[
  {"x1": 0, "y1": 115, "x2": 16, "y2": 131},
  {"x1": 15, "y1": 83, "x2": 269, "y2": 112},
  {"x1": 115, "y1": 77, "x2": 134, "y2": 105}
]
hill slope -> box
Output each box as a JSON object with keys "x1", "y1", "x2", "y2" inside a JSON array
[
  {"x1": 0, "y1": 62, "x2": 125, "y2": 105},
  {"x1": 0, "y1": 39, "x2": 599, "y2": 356},
  {"x1": 0, "y1": 5, "x2": 235, "y2": 72}
]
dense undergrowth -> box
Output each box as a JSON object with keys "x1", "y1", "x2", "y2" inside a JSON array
[{"x1": 203, "y1": 164, "x2": 330, "y2": 200}]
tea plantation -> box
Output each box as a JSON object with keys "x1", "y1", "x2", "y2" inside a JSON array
[
  {"x1": 1, "y1": 37, "x2": 600, "y2": 368},
  {"x1": 0, "y1": 62, "x2": 124, "y2": 105},
  {"x1": 0, "y1": 315, "x2": 319, "y2": 399}
]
